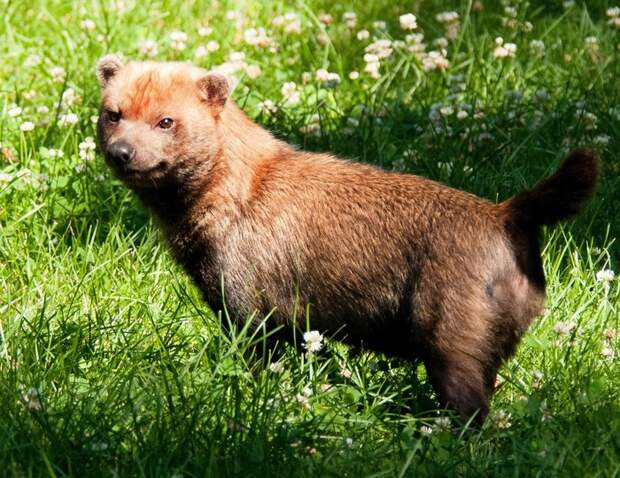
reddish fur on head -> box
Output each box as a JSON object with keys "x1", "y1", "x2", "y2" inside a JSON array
[
  {"x1": 96, "y1": 58, "x2": 598, "y2": 426},
  {"x1": 96, "y1": 58, "x2": 238, "y2": 191}
]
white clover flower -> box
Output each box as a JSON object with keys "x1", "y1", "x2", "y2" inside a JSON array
[
  {"x1": 315, "y1": 69, "x2": 340, "y2": 88},
  {"x1": 339, "y1": 362, "x2": 353, "y2": 378},
  {"x1": 78, "y1": 137, "x2": 96, "y2": 161},
  {"x1": 20, "y1": 387, "x2": 42, "y2": 411},
  {"x1": 20, "y1": 121, "x2": 35, "y2": 132},
  {"x1": 563, "y1": 1, "x2": 575, "y2": 9},
  {"x1": 530, "y1": 39, "x2": 545, "y2": 57},
  {"x1": 593, "y1": 134, "x2": 610, "y2": 147},
  {"x1": 553, "y1": 321, "x2": 576, "y2": 336},
  {"x1": 318, "y1": 13, "x2": 334, "y2": 25},
  {"x1": 406, "y1": 33, "x2": 426, "y2": 55},
  {"x1": 436, "y1": 11, "x2": 460, "y2": 39},
  {"x1": 295, "y1": 393, "x2": 310, "y2": 408},
  {"x1": 420, "y1": 425, "x2": 433, "y2": 436},
  {"x1": 582, "y1": 112, "x2": 598, "y2": 130},
  {"x1": 299, "y1": 118, "x2": 321, "y2": 138},
  {"x1": 47, "y1": 148, "x2": 64, "y2": 158},
  {"x1": 25, "y1": 54, "x2": 42, "y2": 67},
  {"x1": 245, "y1": 64, "x2": 262, "y2": 79},
  {"x1": 349, "y1": 71, "x2": 359, "y2": 80},
  {"x1": 8, "y1": 106, "x2": 22, "y2": 118},
  {"x1": 23, "y1": 90, "x2": 36, "y2": 101},
  {"x1": 406, "y1": 33, "x2": 425, "y2": 45},
  {"x1": 364, "y1": 61, "x2": 381, "y2": 79},
  {"x1": 532, "y1": 370, "x2": 544, "y2": 389},
  {"x1": 58, "y1": 113, "x2": 78, "y2": 127},
  {"x1": 194, "y1": 46, "x2": 208, "y2": 58},
  {"x1": 244, "y1": 28, "x2": 272, "y2": 47},
  {"x1": 303, "y1": 330, "x2": 324, "y2": 352},
  {"x1": 80, "y1": 18, "x2": 96, "y2": 31},
  {"x1": 493, "y1": 37, "x2": 516, "y2": 59},
  {"x1": 585, "y1": 36, "x2": 600, "y2": 59},
  {"x1": 607, "y1": 6, "x2": 620, "y2": 27},
  {"x1": 31, "y1": 173, "x2": 49, "y2": 192},
  {"x1": 399, "y1": 13, "x2": 418, "y2": 30},
  {"x1": 504, "y1": 6, "x2": 517, "y2": 18},
  {"x1": 281, "y1": 82, "x2": 300, "y2": 105},
  {"x1": 345, "y1": 437, "x2": 353, "y2": 447},
  {"x1": 169, "y1": 31, "x2": 188, "y2": 51},
  {"x1": 228, "y1": 51, "x2": 245, "y2": 63},
  {"x1": 365, "y1": 39, "x2": 393, "y2": 59},
  {"x1": 198, "y1": 26, "x2": 213, "y2": 37},
  {"x1": 364, "y1": 53, "x2": 379, "y2": 63},
  {"x1": 61, "y1": 88, "x2": 78, "y2": 108},
  {"x1": 435, "y1": 417, "x2": 452, "y2": 430},
  {"x1": 493, "y1": 410, "x2": 512, "y2": 429},
  {"x1": 90, "y1": 115, "x2": 99, "y2": 124},
  {"x1": 432, "y1": 37, "x2": 448, "y2": 49},
  {"x1": 139, "y1": 39, "x2": 158, "y2": 57},
  {"x1": 373, "y1": 20, "x2": 386, "y2": 30},
  {"x1": 596, "y1": 269, "x2": 615, "y2": 282},
  {"x1": 357, "y1": 29, "x2": 370, "y2": 41},
  {"x1": 257, "y1": 100, "x2": 278, "y2": 115},
  {"x1": 269, "y1": 361, "x2": 284, "y2": 373},
  {"x1": 440, "y1": 106, "x2": 454, "y2": 116},
  {"x1": 206, "y1": 40, "x2": 220, "y2": 52},
  {"x1": 226, "y1": 10, "x2": 242, "y2": 21},
  {"x1": 343, "y1": 12, "x2": 357, "y2": 29},
  {"x1": 49, "y1": 66, "x2": 66, "y2": 83},
  {"x1": 601, "y1": 346, "x2": 615, "y2": 359},
  {"x1": 315, "y1": 68, "x2": 330, "y2": 82},
  {"x1": 436, "y1": 11, "x2": 459, "y2": 23},
  {"x1": 456, "y1": 110, "x2": 469, "y2": 120},
  {"x1": 422, "y1": 50, "x2": 449, "y2": 71},
  {"x1": 273, "y1": 13, "x2": 301, "y2": 34}
]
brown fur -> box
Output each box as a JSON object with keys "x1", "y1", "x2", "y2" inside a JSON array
[{"x1": 96, "y1": 57, "x2": 598, "y2": 424}]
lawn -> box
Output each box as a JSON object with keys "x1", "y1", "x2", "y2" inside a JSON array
[{"x1": 1, "y1": 0, "x2": 619, "y2": 476}]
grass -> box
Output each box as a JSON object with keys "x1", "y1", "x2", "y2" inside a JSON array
[{"x1": 1, "y1": 0, "x2": 619, "y2": 476}]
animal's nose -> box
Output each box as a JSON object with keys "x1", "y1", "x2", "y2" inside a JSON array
[{"x1": 107, "y1": 141, "x2": 135, "y2": 164}]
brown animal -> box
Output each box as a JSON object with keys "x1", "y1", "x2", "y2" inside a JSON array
[{"x1": 96, "y1": 56, "x2": 598, "y2": 424}]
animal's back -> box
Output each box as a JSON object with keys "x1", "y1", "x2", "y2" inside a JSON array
[{"x1": 208, "y1": 153, "x2": 516, "y2": 353}]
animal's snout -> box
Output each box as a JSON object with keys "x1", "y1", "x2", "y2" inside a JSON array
[{"x1": 106, "y1": 141, "x2": 135, "y2": 165}]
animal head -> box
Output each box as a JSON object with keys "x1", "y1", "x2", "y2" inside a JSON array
[{"x1": 96, "y1": 55, "x2": 233, "y2": 188}]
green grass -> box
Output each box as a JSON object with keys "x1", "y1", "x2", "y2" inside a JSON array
[{"x1": 1, "y1": 0, "x2": 619, "y2": 476}]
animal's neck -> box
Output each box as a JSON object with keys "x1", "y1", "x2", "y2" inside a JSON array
[{"x1": 134, "y1": 103, "x2": 289, "y2": 236}]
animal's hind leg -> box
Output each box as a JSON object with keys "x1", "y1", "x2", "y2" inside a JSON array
[{"x1": 424, "y1": 350, "x2": 495, "y2": 425}]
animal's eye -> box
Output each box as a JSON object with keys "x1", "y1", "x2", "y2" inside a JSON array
[
  {"x1": 107, "y1": 110, "x2": 121, "y2": 123},
  {"x1": 158, "y1": 117, "x2": 174, "y2": 129}
]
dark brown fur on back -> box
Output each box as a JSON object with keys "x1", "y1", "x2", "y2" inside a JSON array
[{"x1": 96, "y1": 58, "x2": 598, "y2": 424}]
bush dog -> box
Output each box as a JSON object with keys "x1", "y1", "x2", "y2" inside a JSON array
[{"x1": 96, "y1": 56, "x2": 598, "y2": 424}]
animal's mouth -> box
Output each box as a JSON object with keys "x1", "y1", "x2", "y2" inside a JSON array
[
  {"x1": 111, "y1": 160, "x2": 168, "y2": 185},
  {"x1": 114, "y1": 160, "x2": 167, "y2": 177}
]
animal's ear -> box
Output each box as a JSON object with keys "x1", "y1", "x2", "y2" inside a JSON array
[
  {"x1": 96, "y1": 54, "x2": 125, "y2": 87},
  {"x1": 197, "y1": 73, "x2": 232, "y2": 115}
]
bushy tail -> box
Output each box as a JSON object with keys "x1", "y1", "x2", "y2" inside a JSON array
[{"x1": 504, "y1": 150, "x2": 599, "y2": 227}]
